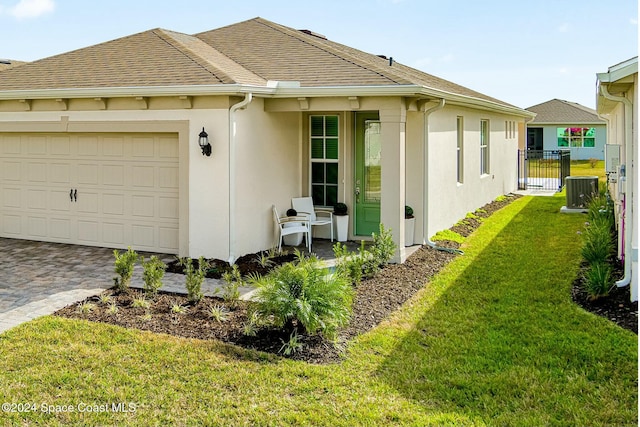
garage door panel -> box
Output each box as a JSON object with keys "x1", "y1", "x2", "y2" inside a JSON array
[
  {"x1": 27, "y1": 162, "x2": 47, "y2": 183},
  {"x1": 50, "y1": 163, "x2": 72, "y2": 184},
  {"x1": 27, "y1": 137, "x2": 47, "y2": 155},
  {"x1": 103, "y1": 222, "x2": 125, "y2": 245},
  {"x1": 2, "y1": 136, "x2": 21, "y2": 154},
  {"x1": 0, "y1": 132, "x2": 179, "y2": 253},
  {"x1": 132, "y1": 224, "x2": 155, "y2": 248},
  {"x1": 77, "y1": 164, "x2": 98, "y2": 185},
  {"x1": 77, "y1": 220, "x2": 100, "y2": 244},
  {"x1": 3, "y1": 188, "x2": 20, "y2": 208},
  {"x1": 103, "y1": 165, "x2": 125, "y2": 186},
  {"x1": 50, "y1": 217, "x2": 71, "y2": 239},
  {"x1": 2, "y1": 215, "x2": 21, "y2": 235},
  {"x1": 3, "y1": 162, "x2": 21, "y2": 181},
  {"x1": 27, "y1": 216, "x2": 47, "y2": 237},
  {"x1": 26, "y1": 189, "x2": 47, "y2": 210},
  {"x1": 132, "y1": 195, "x2": 154, "y2": 217},
  {"x1": 102, "y1": 193, "x2": 124, "y2": 215},
  {"x1": 50, "y1": 136, "x2": 71, "y2": 156}
]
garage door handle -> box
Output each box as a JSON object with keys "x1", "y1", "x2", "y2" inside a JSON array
[
  {"x1": 73, "y1": 189, "x2": 77, "y2": 202},
  {"x1": 70, "y1": 189, "x2": 73, "y2": 202}
]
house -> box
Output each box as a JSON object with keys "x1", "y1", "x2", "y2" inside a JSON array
[
  {"x1": 596, "y1": 57, "x2": 638, "y2": 302},
  {"x1": 0, "y1": 17, "x2": 533, "y2": 263},
  {"x1": 525, "y1": 99, "x2": 607, "y2": 160}
]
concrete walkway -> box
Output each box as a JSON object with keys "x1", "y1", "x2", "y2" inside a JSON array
[{"x1": 0, "y1": 237, "x2": 373, "y2": 334}]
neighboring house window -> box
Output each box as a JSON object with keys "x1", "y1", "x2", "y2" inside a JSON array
[
  {"x1": 457, "y1": 116, "x2": 464, "y2": 183},
  {"x1": 310, "y1": 115, "x2": 339, "y2": 207},
  {"x1": 557, "y1": 127, "x2": 596, "y2": 148},
  {"x1": 480, "y1": 119, "x2": 490, "y2": 175}
]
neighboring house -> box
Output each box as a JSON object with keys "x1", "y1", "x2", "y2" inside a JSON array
[
  {"x1": 596, "y1": 57, "x2": 638, "y2": 302},
  {"x1": 0, "y1": 17, "x2": 533, "y2": 263},
  {"x1": 525, "y1": 99, "x2": 607, "y2": 160}
]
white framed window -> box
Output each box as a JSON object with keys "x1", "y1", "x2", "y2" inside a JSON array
[
  {"x1": 557, "y1": 127, "x2": 596, "y2": 148},
  {"x1": 480, "y1": 119, "x2": 490, "y2": 175},
  {"x1": 457, "y1": 116, "x2": 464, "y2": 183},
  {"x1": 310, "y1": 115, "x2": 339, "y2": 207}
]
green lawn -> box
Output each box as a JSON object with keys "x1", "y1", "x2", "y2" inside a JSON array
[
  {"x1": 0, "y1": 195, "x2": 636, "y2": 426},
  {"x1": 570, "y1": 160, "x2": 606, "y2": 182}
]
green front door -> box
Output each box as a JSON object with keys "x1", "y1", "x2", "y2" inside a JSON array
[{"x1": 354, "y1": 112, "x2": 381, "y2": 236}]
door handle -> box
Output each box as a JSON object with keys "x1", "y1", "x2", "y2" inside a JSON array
[
  {"x1": 73, "y1": 189, "x2": 77, "y2": 202},
  {"x1": 355, "y1": 187, "x2": 360, "y2": 196},
  {"x1": 70, "y1": 189, "x2": 73, "y2": 202}
]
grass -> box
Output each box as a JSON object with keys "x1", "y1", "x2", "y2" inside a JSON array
[
  {"x1": 0, "y1": 195, "x2": 636, "y2": 426},
  {"x1": 570, "y1": 160, "x2": 606, "y2": 182}
]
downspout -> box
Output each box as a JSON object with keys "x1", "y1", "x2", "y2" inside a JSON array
[
  {"x1": 421, "y1": 99, "x2": 463, "y2": 254},
  {"x1": 599, "y1": 84, "x2": 632, "y2": 288},
  {"x1": 228, "y1": 92, "x2": 253, "y2": 264}
]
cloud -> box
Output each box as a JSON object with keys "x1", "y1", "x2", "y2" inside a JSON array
[{"x1": 6, "y1": 0, "x2": 55, "y2": 19}]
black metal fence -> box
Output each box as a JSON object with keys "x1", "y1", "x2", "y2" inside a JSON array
[{"x1": 518, "y1": 150, "x2": 570, "y2": 191}]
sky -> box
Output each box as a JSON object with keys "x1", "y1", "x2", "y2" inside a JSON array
[{"x1": 0, "y1": 0, "x2": 637, "y2": 110}]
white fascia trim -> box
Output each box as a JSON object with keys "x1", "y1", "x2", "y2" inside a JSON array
[
  {"x1": 0, "y1": 84, "x2": 274, "y2": 100},
  {"x1": 597, "y1": 58, "x2": 638, "y2": 83},
  {"x1": 271, "y1": 84, "x2": 534, "y2": 118},
  {"x1": 0, "y1": 82, "x2": 533, "y2": 117}
]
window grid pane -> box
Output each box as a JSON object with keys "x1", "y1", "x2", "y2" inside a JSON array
[{"x1": 310, "y1": 115, "x2": 339, "y2": 207}]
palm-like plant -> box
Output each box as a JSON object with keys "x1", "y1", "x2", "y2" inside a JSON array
[{"x1": 250, "y1": 255, "x2": 353, "y2": 339}]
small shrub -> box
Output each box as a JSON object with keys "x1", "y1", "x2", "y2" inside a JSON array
[
  {"x1": 140, "y1": 313, "x2": 152, "y2": 322},
  {"x1": 171, "y1": 304, "x2": 187, "y2": 314},
  {"x1": 405, "y1": 205, "x2": 414, "y2": 219},
  {"x1": 142, "y1": 255, "x2": 166, "y2": 297},
  {"x1": 107, "y1": 303, "x2": 119, "y2": 315},
  {"x1": 581, "y1": 221, "x2": 615, "y2": 265},
  {"x1": 113, "y1": 247, "x2": 138, "y2": 292},
  {"x1": 370, "y1": 223, "x2": 396, "y2": 266},
  {"x1": 208, "y1": 304, "x2": 229, "y2": 322},
  {"x1": 221, "y1": 264, "x2": 242, "y2": 307},
  {"x1": 279, "y1": 330, "x2": 304, "y2": 355},
  {"x1": 254, "y1": 251, "x2": 275, "y2": 269},
  {"x1": 181, "y1": 256, "x2": 209, "y2": 304},
  {"x1": 251, "y1": 255, "x2": 353, "y2": 339},
  {"x1": 431, "y1": 229, "x2": 465, "y2": 244},
  {"x1": 495, "y1": 195, "x2": 507, "y2": 202},
  {"x1": 588, "y1": 158, "x2": 599, "y2": 168},
  {"x1": 132, "y1": 296, "x2": 150, "y2": 309},
  {"x1": 76, "y1": 301, "x2": 95, "y2": 314},
  {"x1": 98, "y1": 293, "x2": 112, "y2": 305},
  {"x1": 584, "y1": 262, "x2": 613, "y2": 300},
  {"x1": 333, "y1": 242, "x2": 364, "y2": 285}
]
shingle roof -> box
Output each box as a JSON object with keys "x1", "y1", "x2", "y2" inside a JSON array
[
  {"x1": 526, "y1": 99, "x2": 605, "y2": 124},
  {"x1": 0, "y1": 28, "x2": 265, "y2": 90},
  {"x1": 0, "y1": 17, "x2": 518, "y2": 111},
  {"x1": 0, "y1": 59, "x2": 26, "y2": 71},
  {"x1": 196, "y1": 18, "x2": 515, "y2": 107}
]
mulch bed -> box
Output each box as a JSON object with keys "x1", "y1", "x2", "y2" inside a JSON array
[{"x1": 54, "y1": 193, "x2": 637, "y2": 364}]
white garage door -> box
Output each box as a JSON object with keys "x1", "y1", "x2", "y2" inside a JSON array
[{"x1": 0, "y1": 133, "x2": 179, "y2": 253}]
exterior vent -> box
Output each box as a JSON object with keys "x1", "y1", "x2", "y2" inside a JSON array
[{"x1": 565, "y1": 176, "x2": 599, "y2": 209}]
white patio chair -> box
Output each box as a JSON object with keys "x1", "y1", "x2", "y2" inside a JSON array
[
  {"x1": 272, "y1": 205, "x2": 311, "y2": 252},
  {"x1": 291, "y1": 197, "x2": 334, "y2": 244}
]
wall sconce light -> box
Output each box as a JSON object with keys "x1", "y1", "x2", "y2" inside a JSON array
[{"x1": 198, "y1": 127, "x2": 211, "y2": 156}]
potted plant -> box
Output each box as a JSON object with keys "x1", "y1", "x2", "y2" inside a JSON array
[
  {"x1": 333, "y1": 203, "x2": 349, "y2": 242},
  {"x1": 405, "y1": 205, "x2": 415, "y2": 246},
  {"x1": 283, "y1": 208, "x2": 303, "y2": 246}
]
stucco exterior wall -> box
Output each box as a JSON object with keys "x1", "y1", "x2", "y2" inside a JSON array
[
  {"x1": 233, "y1": 98, "x2": 301, "y2": 257},
  {"x1": 425, "y1": 106, "x2": 519, "y2": 238},
  {"x1": 539, "y1": 124, "x2": 607, "y2": 160}
]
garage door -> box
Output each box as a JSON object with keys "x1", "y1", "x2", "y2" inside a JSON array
[{"x1": 0, "y1": 133, "x2": 179, "y2": 253}]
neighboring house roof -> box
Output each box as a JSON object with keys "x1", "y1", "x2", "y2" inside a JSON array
[
  {"x1": 526, "y1": 99, "x2": 605, "y2": 125},
  {"x1": 0, "y1": 17, "x2": 526, "y2": 115},
  {"x1": 0, "y1": 59, "x2": 26, "y2": 71}
]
